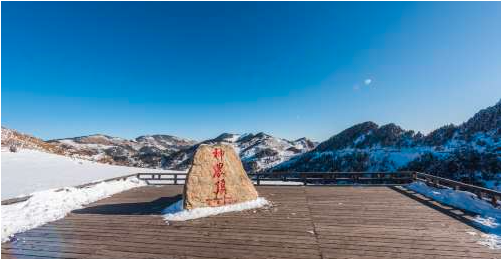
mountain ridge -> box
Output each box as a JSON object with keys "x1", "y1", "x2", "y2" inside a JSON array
[
  {"x1": 2, "y1": 128, "x2": 316, "y2": 173},
  {"x1": 271, "y1": 99, "x2": 501, "y2": 189},
  {"x1": 2, "y1": 99, "x2": 499, "y2": 187}
]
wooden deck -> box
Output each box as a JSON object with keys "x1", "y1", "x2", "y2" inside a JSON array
[{"x1": 3, "y1": 186, "x2": 500, "y2": 259}]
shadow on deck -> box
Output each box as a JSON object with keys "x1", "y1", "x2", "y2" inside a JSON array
[
  {"x1": 390, "y1": 186, "x2": 484, "y2": 231},
  {"x1": 72, "y1": 194, "x2": 182, "y2": 215}
]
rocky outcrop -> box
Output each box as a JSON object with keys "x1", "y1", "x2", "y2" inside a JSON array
[
  {"x1": 1, "y1": 127, "x2": 63, "y2": 154},
  {"x1": 183, "y1": 144, "x2": 258, "y2": 209}
]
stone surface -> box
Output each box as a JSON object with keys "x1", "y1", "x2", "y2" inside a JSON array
[{"x1": 183, "y1": 144, "x2": 258, "y2": 210}]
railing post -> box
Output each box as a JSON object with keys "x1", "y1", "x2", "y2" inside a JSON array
[
  {"x1": 256, "y1": 174, "x2": 260, "y2": 186},
  {"x1": 476, "y1": 190, "x2": 482, "y2": 200},
  {"x1": 174, "y1": 174, "x2": 178, "y2": 185},
  {"x1": 491, "y1": 195, "x2": 498, "y2": 208},
  {"x1": 302, "y1": 175, "x2": 307, "y2": 186},
  {"x1": 491, "y1": 195, "x2": 499, "y2": 208}
]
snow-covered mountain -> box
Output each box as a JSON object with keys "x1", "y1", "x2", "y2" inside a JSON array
[
  {"x1": 3, "y1": 99, "x2": 499, "y2": 184},
  {"x1": 47, "y1": 134, "x2": 197, "y2": 168},
  {"x1": 48, "y1": 132, "x2": 315, "y2": 172},
  {"x1": 1, "y1": 128, "x2": 315, "y2": 173},
  {"x1": 161, "y1": 132, "x2": 317, "y2": 173},
  {"x1": 272, "y1": 100, "x2": 501, "y2": 189},
  {"x1": 1, "y1": 127, "x2": 63, "y2": 154}
]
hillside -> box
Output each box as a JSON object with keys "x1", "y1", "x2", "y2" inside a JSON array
[
  {"x1": 272, "y1": 100, "x2": 501, "y2": 189},
  {"x1": 161, "y1": 132, "x2": 316, "y2": 172},
  {"x1": 48, "y1": 134, "x2": 197, "y2": 168},
  {"x1": 1, "y1": 127, "x2": 64, "y2": 154},
  {"x1": 3, "y1": 100, "x2": 499, "y2": 185},
  {"x1": 1, "y1": 128, "x2": 316, "y2": 173},
  {"x1": 1, "y1": 149, "x2": 176, "y2": 199}
]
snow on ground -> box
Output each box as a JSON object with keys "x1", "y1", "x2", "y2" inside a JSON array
[
  {"x1": 407, "y1": 182, "x2": 501, "y2": 249},
  {"x1": 1, "y1": 149, "x2": 183, "y2": 199},
  {"x1": 1, "y1": 177, "x2": 146, "y2": 242},
  {"x1": 162, "y1": 198, "x2": 270, "y2": 221}
]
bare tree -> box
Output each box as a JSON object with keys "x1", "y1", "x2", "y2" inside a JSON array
[{"x1": 9, "y1": 145, "x2": 18, "y2": 153}]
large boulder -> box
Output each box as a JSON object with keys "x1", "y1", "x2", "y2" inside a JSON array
[{"x1": 183, "y1": 144, "x2": 258, "y2": 210}]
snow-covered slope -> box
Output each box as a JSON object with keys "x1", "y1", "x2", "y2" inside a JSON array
[
  {"x1": 135, "y1": 134, "x2": 196, "y2": 150},
  {"x1": 273, "y1": 100, "x2": 501, "y2": 189},
  {"x1": 1, "y1": 127, "x2": 315, "y2": 174},
  {"x1": 161, "y1": 132, "x2": 316, "y2": 173},
  {"x1": 47, "y1": 134, "x2": 196, "y2": 168},
  {"x1": 1, "y1": 149, "x2": 182, "y2": 199},
  {"x1": 3, "y1": 99, "x2": 498, "y2": 184},
  {"x1": 1, "y1": 127, "x2": 63, "y2": 154},
  {"x1": 47, "y1": 132, "x2": 315, "y2": 173}
]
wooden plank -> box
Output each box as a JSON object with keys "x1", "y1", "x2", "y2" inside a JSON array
[
  {"x1": 303, "y1": 186, "x2": 500, "y2": 259},
  {"x1": 3, "y1": 185, "x2": 500, "y2": 259}
]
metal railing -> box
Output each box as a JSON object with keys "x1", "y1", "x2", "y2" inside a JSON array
[
  {"x1": 413, "y1": 172, "x2": 500, "y2": 207},
  {"x1": 137, "y1": 173, "x2": 185, "y2": 185},
  {"x1": 135, "y1": 171, "x2": 415, "y2": 186},
  {"x1": 3, "y1": 171, "x2": 499, "y2": 208},
  {"x1": 250, "y1": 171, "x2": 415, "y2": 186},
  {"x1": 135, "y1": 171, "x2": 500, "y2": 207}
]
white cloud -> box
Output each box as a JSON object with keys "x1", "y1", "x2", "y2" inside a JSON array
[{"x1": 364, "y1": 79, "x2": 372, "y2": 86}]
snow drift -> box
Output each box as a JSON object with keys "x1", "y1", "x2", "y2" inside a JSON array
[
  {"x1": 162, "y1": 197, "x2": 270, "y2": 221},
  {"x1": 1, "y1": 177, "x2": 146, "y2": 243},
  {"x1": 407, "y1": 181, "x2": 501, "y2": 249}
]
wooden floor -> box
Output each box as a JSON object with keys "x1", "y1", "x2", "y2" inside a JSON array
[{"x1": 2, "y1": 186, "x2": 500, "y2": 259}]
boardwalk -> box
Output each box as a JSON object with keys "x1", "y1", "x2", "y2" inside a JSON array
[{"x1": 3, "y1": 186, "x2": 500, "y2": 259}]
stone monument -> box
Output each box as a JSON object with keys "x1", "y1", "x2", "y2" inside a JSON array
[{"x1": 183, "y1": 144, "x2": 258, "y2": 210}]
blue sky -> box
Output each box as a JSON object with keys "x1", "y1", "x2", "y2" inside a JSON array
[{"x1": 2, "y1": 2, "x2": 501, "y2": 141}]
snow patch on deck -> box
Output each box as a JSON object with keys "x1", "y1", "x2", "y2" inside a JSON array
[
  {"x1": 162, "y1": 197, "x2": 270, "y2": 221},
  {"x1": 1, "y1": 177, "x2": 146, "y2": 243},
  {"x1": 407, "y1": 182, "x2": 501, "y2": 249}
]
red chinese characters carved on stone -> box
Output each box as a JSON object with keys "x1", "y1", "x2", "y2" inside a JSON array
[
  {"x1": 212, "y1": 162, "x2": 224, "y2": 178},
  {"x1": 214, "y1": 179, "x2": 226, "y2": 195},
  {"x1": 207, "y1": 147, "x2": 233, "y2": 207},
  {"x1": 212, "y1": 148, "x2": 225, "y2": 160}
]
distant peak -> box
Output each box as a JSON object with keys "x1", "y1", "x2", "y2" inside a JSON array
[
  {"x1": 356, "y1": 121, "x2": 379, "y2": 128},
  {"x1": 255, "y1": 132, "x2": 270, "y2": 138},
  {"x1": 378, "y1": 123, "x2": 405, "y2": 133},
  {"x1": 213, "y1": 133, "x2": 241, "y2": 143}
]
